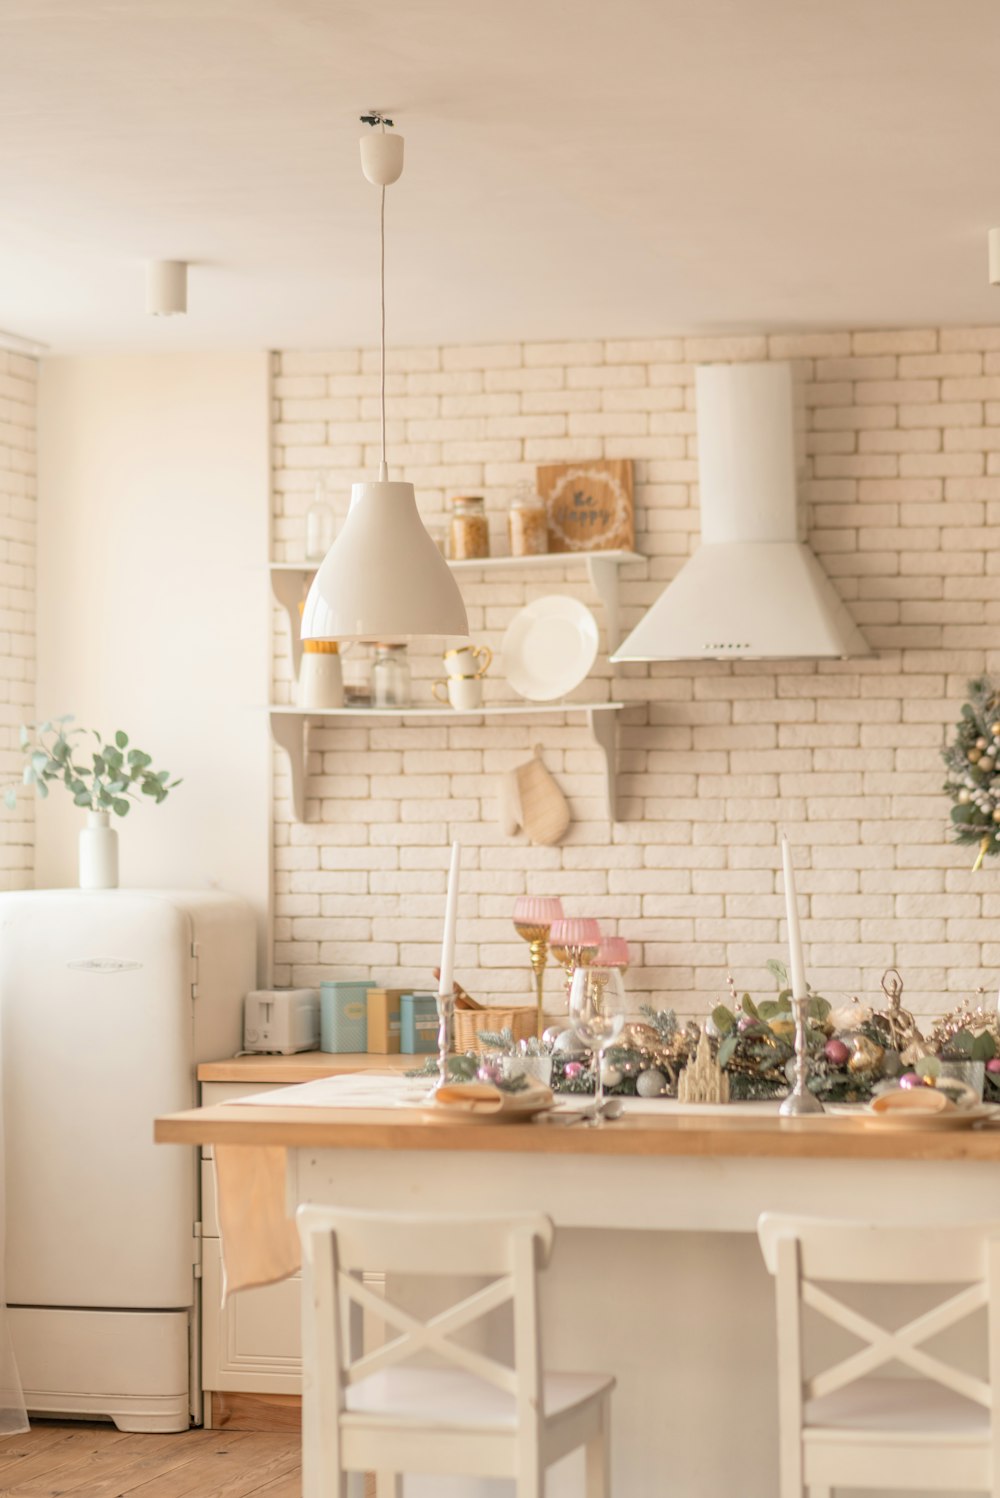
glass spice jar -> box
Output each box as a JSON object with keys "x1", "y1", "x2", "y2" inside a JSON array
[
  {"x1": 508, "y1": 487, "x2": 549, "y2": 557},
  {"x1": 449, "y1": 496, "x2": 490, "y2": 560},
  {"x1": 371, "y1": 644, "x2": 412, "y2": 708}
]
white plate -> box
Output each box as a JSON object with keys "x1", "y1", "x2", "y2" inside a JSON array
[{"x1": 501, "y1": 595, "x2": 600, "y2": 701}]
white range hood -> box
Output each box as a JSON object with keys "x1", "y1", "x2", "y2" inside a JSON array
[{"x1": 612, "y1": 361, "x2": 870, "y2": 662}]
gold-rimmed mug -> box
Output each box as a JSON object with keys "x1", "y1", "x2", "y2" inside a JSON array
[
  {"x1": 433, "y1": 675, "x2": 483, "y2": 710},
  {"x1": 444, "y1": 643, "x2": 492, "y2": 680}
]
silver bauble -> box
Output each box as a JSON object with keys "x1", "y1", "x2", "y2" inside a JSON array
[
  {"x1": 601, "y1": 1062, "x2": 623, "y2": 1087},
  {"x1": 636, "y1": 1068, "x2": 666, "y2": 1098},
  {"x1": 542, "y1": 1026, "x2": 566, "y2": 1048},
  {"x1": 553, "y1": 1029, "x2": 587, "y2": 1056}
]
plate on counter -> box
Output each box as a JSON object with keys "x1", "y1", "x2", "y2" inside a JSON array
[
  {"x1": 501, "y1": 595, "x2": 600, "y2": 701},
  {"x1": 859, "y1": 1103, "x2": 1000, "y2": 1131},
  {"x1": 413, "y1": 1082, "x2": 555, "y2": 1125}
]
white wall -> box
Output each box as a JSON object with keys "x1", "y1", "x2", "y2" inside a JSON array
[
  {"x1": 270, "y1": 329, "x2": 1000, "y2": 1020},
  {"x1": 36, "y1": 352, "x2": 271, "y2": 969},
  {"x1": 0, "y1": 350, "x2": 37, "y2": 890}
]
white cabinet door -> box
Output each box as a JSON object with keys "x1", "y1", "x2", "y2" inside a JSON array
[{"x1": 202, "y1": 1239, "x2": 302, "y2": 1394}]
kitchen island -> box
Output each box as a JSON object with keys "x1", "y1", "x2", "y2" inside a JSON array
[{"x1": 157, "y1": 1094, "x2": 1000, "y2": 1498}]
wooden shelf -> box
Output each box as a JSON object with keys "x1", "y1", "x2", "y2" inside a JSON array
[
  {"x1": 269, "y1": 703, "x2": 623, "y2": 824},
  {"x1": 269, "y1": 550, "x2": 645, "y2": 671}
]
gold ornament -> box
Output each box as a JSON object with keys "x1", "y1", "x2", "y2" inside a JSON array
[
  {"x1": 869, "y1": 968, "x2": 918, "y2": 1052},
  {"x1": 926, "y1": 999, "x2": 1000, "y2": 1056},
  {"x1": 991, "y1": 723, "x2": 1000, "y2": 736},
  {"x1": 848, "y1": 1036, "x2": 884, "y2": 1074},
  {"x1": 969, "y1": 749, "x2": 982, "y2": 763},
  {"x1": 615, "y1": 1022, "x2": 662, "y2": 1053},
  {"x1": 977, "y1": 737, "x2": 989, "y2": 750}
]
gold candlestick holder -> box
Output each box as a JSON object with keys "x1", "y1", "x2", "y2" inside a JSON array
[
  {"x1": 551, "y1": 942, "x2": 600, "y2": 1008},
  {"x1": 514, "y1": 922, "x2": 551, "y2": 1039}
]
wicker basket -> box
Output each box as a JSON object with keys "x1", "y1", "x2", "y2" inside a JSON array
[{"x1": 452, "y1": 1005, "x2": 537, "y2": 1056}]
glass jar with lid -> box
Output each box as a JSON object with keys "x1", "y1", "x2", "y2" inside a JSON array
[
  {"x1": 449, "y1": 496, "x2": 490, "y2": 560},
  {"x1": 372, "y1": 644, "x2": 412, "y2": 709},
  {"x1": 305, "y1": 473, "x2": 338, "y2": 562},
  {"x1": 508, "y1": 485, "x2": 549, "y2": 557}
]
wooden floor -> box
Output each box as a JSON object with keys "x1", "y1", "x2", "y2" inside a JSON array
[{"x1": 0, "y1": 1420, "x2": 301, "y2": 1497}]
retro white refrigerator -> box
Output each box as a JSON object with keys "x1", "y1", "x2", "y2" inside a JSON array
[{"x1": 0, "y1": 889, "x2": 256, "y2": 1431}]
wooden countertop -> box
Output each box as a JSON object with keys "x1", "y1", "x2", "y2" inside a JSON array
[
  {"x1": 197, "y1": 1052, "x2": 414, "y2": 1083},
  {"x1": 156, "y1": 1101, "x2": 1000, "y2": 1161}
]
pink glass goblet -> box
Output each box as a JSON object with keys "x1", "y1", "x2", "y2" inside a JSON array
[{"x1": 513, "y1": 896, "x2": 565, "y2": 1038}]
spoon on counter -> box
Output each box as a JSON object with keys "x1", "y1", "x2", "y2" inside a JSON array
[{"x1": 541, "y1": 1097, "x2": 625, "y2": 1126}]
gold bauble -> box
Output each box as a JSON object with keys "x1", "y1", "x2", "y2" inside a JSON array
[
  {"x1": 991, "y1": 723, "x2": 1000, "y2": 736},
  {"x1": 616, "y1": 1022, "x2": 661, "y2": 1052},
  {"x1": 848, "y1": 1036, "x2": 884, "y2": 1074},
  {"x1": 977, "y1": 737, "x2": 989, "y2": 750},
  {"x1": 969, "y1": 749, "x2": 982, "y2": 763},
  {"x1": 770, "y1": 1019, "x2": 795, "y2": 1040}
]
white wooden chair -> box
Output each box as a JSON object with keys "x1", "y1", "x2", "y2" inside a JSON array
[
  {"x1": 758, "y1": 1213, "x2": 1000, "y2": 1498},
  {"x1": 297, "y1": 1204, "x2": 614, "y2": 1498}
]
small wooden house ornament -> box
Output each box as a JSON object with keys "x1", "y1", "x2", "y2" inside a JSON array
[{"x1": 677, "y1": 1029, "x2": 730, "y2": 1105}]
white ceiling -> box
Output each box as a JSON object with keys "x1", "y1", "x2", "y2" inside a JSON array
[{"x1": 3, "y1": 0, "x2": 1000, "y2": 353}]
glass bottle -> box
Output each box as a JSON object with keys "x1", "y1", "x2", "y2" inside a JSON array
[
  {"x1": 508, "y1": 486, "x2": 549, "y2": 557},
  {"x1": 372, "y1": 644, "x2": 412, "y2": 708},
  {"x1": 449, "y1": 496, "x2": 490, "y2": 560},
  {"x1": 305, "y1": 475, "x2": 337, "y2": 562}
]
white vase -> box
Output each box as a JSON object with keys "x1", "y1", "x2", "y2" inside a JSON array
[{"x1": 79, "y1": 811, "x2": 119, "y2": 890}]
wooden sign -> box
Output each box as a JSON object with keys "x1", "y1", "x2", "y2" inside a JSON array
[{"x1": 536, "y1": 458, "x2": 634, "y2": 553}]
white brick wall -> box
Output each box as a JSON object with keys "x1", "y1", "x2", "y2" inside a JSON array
[
  {"x1": 272, "y1": 329, "x2": 1000, "y2": 1019},
  {"x1": 0, "y1": 352, "x2": 35, "y2": 889}
]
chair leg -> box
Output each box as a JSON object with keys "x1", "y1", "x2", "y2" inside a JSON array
[
  {"x1": 585, "y1": 1395, "x2": 611, "y2": 1498},
  {"x1": 375, "y1": 1475, "x2": 402, "y2": 1498}
]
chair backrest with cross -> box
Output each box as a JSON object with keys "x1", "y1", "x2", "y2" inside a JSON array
[
  {"x1": 297, "y1": 1205, "x2": 556, "y2": 1496},
  {"x1": 758, "y1": 1213, "x2": 1000, "y2": 1497}
]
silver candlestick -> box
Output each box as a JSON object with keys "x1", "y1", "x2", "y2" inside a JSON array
[
  {"x1": 779, "y1": 992, "x2": 824, "y2": 1117},
  {"x1": 430, "y1": 988, "x2": 454, "y2": 1095}
]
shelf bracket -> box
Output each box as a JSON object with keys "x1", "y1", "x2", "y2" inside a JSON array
[
  {"x1": 586, "y1": 554, "x2": 622, "y2": 659},
  {"x1": 586, "y1": 706, "x2": 619, "y2": 823},
  {"x1": 270, "y1": 710, "x2": 307, "y2": 822},
  {"x1": 270, "y1": 569, "x2": 312, "y2": 678}
]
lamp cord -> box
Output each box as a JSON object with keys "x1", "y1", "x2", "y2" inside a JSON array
[{"x1": 379, "y1": 181, "x2": 386, "y2": 477}]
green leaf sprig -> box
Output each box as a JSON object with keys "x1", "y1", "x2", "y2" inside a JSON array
[{"x1": 4, "y1": 717, "x2": 181, "y2": 818}]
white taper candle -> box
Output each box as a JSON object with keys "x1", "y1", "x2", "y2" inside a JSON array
[
  {"x1": 780, "y1": 833, "x2": 808, "y2": 1001},
  {"x1": 438, "y1": 840, "x2": 461, "y2": 998}
]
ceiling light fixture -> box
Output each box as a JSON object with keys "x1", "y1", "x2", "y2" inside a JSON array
[
  {"x1": 146, "y1": 260, "x2": 188, "y2": 316},
  {"x1": 301, "y1": 114, "x2": 468, "y2": 645}
]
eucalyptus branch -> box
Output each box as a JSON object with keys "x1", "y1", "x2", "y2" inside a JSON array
[{"x1": 4, "y1": 716, "x2": 180, "y2": 818}]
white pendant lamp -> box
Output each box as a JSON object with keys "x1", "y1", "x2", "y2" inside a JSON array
[{"x1": 301, "y1": 114, "x2": 468, "y2": 645}]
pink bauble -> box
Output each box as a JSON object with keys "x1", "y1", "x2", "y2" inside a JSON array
[
  {"x1": 986, "y1": 1059, "x2": 1000, "y2": 1074},
  {"x1": 564, "y1": 1062, "x2": 583, "y2": 1080},
  {"x1": 898, "y1": 1071, "x2": 924, "y2": 1089},
  {"x1": 824, "y1": 1039, "x2": 851, "y2": 1067}
]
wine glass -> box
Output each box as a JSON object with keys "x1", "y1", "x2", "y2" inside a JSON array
[
  {"x1": 513, "y1": 896, "x2": 564, "y2": 1039},
  {"x1": 569, "y1": 965, "x2": 626, "y2": 1123}
]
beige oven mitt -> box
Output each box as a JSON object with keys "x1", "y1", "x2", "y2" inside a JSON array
[{"x1": 499, "y1": 745, "x2": 571, "y2": 846}]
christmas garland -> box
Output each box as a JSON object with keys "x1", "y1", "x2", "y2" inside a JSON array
[{"x1": 943, "y1": 676, "x2": 1000, "y2": 869}]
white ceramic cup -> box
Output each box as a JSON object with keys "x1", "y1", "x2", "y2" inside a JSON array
[
  {"x1": 444, "y1": 643, "x2": 492, "y2": 679},
  {"x1": 433, "y1": 675, "x2": 483, "y2": 710}
]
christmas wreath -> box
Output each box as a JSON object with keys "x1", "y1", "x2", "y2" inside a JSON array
[{"x1": 943, "y1": 677, "x2": 1000, "y2": 869}]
